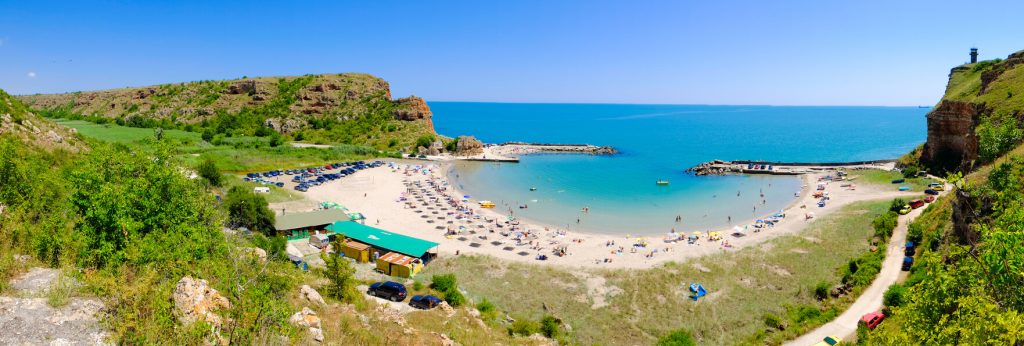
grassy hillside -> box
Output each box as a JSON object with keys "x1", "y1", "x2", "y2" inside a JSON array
[
  {"x1": 18, "y1": 73, "x2": 436, "y2": 150},
  {"x1": 857, "y1": 51, "x2": 1024, "y2": 345}
]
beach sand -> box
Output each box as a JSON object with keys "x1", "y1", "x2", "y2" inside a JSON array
[{"x1": 274, "y1": 160, "x2": 918, "y2": 269}]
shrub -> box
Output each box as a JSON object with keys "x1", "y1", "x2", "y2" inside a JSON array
[
  {"x1": 540, "y1": 315, "x2": 560, "y2": 338},
  {"x1": 884, "y1": 283, "x2": 907, "y2": 307},
  {"x1": 508, "y1": 318, "x2": 540, "y2": 336},
  {"x1": 814, "y1": 282, "x2": 831, "y2": 300},
  {"x1": 872, "y1": 211, "x2": 898, "y2": 239},
  {"x1": 201, "y1": 129, "x2": 214, "y2": 142},
  {"x1": 902, "y1": 164, "x2": 920, "y2": 178},
  {"x1": 197, "y1": 158, "x2": 221, "y2": 187},
  {"x1": 890, "y1": 198, "x2": 906, "y2": 212},
  {"x1": 657, "y1": 329, "x2": 696, "y2": 346},
  {"x1": 222, "y1": 186, "x2": 276, "y2": 234},
  {"x1": 763, "y1": 313, "x2": 784, "y2": 330},
  {"x1": 319, "y1": 237, "x2": 359, "y2": 302},
  {"x1": 430, "y1": 274, "x2": 465, "y2": 306},
  {"x1": 412, "y1": 281, "x2": 424, "y2": 291},
  {"x1": 268, "y1": 132, "x2": 284, "y2": 147},
  {"x1": 415, "y1": 135, "x2": 435, "y2": 149}
]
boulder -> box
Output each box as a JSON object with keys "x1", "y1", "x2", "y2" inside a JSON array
[
  {"x1": 299, "y1": 285, "x2": 326, "y2": 306},
  {"x1": 437, "y1": 301, "x2": 456, "y2": 318},
  {"x1": 309, "y1": 327, "x2": 324, "y2": 343},
  {"x1": 172, "y1": 276, "x2": 231, "y2": 328},
  {"x1": 239, "y1": 247, "x2": 267, "y2": 262},
  {"x1": 455, "y1": 136, "x2": 484, "y2": 156},
  {"x1": 392, "y1": 96, "x2": 432, "y2": 122},
  {"x1": 289, "y1": 307, "x2": 321, "y2": 329}
]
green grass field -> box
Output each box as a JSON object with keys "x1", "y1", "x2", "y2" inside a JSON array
[
  {"x1": 423, "y1": 199, "x2": 892, "y2": 345},
  {"x1": 850, "y1": 169, "x2": 939, "y2": 192},
  {"x1": 53, "y1": 119, "x2": 387, "y2": 173},
  {"x1": 54, "y1": 119, "x2": 203, "y2": 143}
]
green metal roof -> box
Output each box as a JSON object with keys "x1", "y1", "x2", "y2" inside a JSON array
[
  {"x1": 327, "y1": 221, "x2": 439, "y2": 257},
  {"x1": 274, "y1": 209, "x2": 349, "y2": 231}
]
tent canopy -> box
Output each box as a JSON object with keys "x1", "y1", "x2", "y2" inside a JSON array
[{"x1": 328, "y1": 221, "x2": 438, "y2": 257}]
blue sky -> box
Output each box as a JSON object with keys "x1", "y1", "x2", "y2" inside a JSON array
[{"x1": 1, "y1": 1, "x2": 1021, "y2": 105}]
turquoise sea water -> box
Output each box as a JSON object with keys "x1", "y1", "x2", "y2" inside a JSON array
[{"x1": 431, "y1": 102, "x2": 928, "y2": 235}]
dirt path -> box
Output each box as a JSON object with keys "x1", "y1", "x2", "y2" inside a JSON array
[{"x1": 783, "y1": 188, "x2": 947, "y2": 345}]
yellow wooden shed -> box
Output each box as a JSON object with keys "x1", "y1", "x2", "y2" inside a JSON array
[
  {"x1": 341, "y1": 240, "x2": 371, "y2": 263},
  {"x1": 375, "y1": 252, "x2": 424, "y2": 278}
]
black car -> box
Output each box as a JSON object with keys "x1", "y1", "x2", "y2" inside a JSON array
[
  {"x1": 901, "y1": 256, "x2": 914, "y2": 271},
  {"x1": 368, "y1": 281, "x2": 407, "y2": 302},
  {"x1": 924, "y1": 189, "x2": 939, "y2": 195},
  {"x1": 409, "y1": 295, "x2": 443, "y2": 310}
]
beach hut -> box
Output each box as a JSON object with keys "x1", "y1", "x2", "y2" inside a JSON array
[
  {"x1": 341, "y1": 240, "x2": 371, "y2": 263},
  {"x1": 375, "y1": 252, "x2": 424, "y2": 278}
]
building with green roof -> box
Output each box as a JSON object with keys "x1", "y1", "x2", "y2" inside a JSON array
[{"x1": 327, "y1": 221, "x2": 439, "y2": 260}]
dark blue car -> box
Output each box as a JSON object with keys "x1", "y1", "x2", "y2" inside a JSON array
[
  {"x1": 409, "y1": 295, "x2": 443, "y2": 310},
  {"x1": 368, "y1": 281, "x2": 407, "y2": 302}
]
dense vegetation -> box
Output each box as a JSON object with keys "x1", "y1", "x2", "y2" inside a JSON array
[
  {"x1": 25, "y1": 74, "x2": 436, "y2": 150},
  {"x1": 864, "y1": 153, "x2": 1024, "y2": 344}
]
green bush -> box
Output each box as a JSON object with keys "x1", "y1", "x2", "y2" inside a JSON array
[
  {"x1": 222, "y1": 186, "x2": 276, "y2": 234},
  {"x1": 872, "y1": 211, "x2": 898, "y2": 239},
  {"x1": 814, "y1": 282, "x2": 831, "y2": 300},
  {"x1": 657, "y1": 329, "x2": 696, "y2": 346},
  {"x1": 539, "y1": 315, "x2": 560, "y2": 338},
  {"x1": 430, "y1": 273, "x2": 465, "y2": 306},
  {"x1": 902, "y1": 164, "x2": 920, "y2": 178},
  {"x1": 763, "y1": 313, "x2": 784, "y2": 330},
  {"x1": 197, "y1": 157, "x2": 221, "y2": 187},
  {"x1": 890, "y1": 198, "x2": 906, "y2": 212},
  {"x1": 884, "y1": 283, "x2": 907, "y2": 307},
  {"x1": 508, "y1": 318, "x2": 540, "y2": 336},
  {"x1": 415, "y1": 135, "x2": 435, "y2": 149}
]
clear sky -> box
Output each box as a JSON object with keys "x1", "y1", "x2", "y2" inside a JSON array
[{"x1": 1, "y1": 1, "x2": 1021, "y2": 105}]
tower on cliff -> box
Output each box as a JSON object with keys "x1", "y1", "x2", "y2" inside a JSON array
[{"x1": 970, "y1": 48, "x2": 978, "y2": 64}]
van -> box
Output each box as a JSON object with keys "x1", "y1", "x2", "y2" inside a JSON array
[
  {"x1": 253, "y1": 187, "x2": 270, "y2": 194},
  {"x1": 309, "y1": 234, "x2": 331, "y2": 249}
]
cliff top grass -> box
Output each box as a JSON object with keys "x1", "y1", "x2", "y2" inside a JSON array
[{"x1": 944, "y1": 51, "x2": 1024, "y2": 115}]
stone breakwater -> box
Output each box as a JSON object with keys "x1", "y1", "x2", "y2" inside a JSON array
[
  {"x1": 687, "y1": 159, "x2": 897, "y2": 176},
  {"x1": 495, "y1": 142, "x2": 618, "y2": 155}
]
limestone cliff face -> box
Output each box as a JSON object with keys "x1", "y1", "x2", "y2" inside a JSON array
[
  {"x1": 920, "y1": 49, "x2": 1024, "y2": 173},
  {"x1": 392, "y1": 96, "x2": 433, "y2": 129},
  {"x1": 922, "y1": 100, "x2": 983, "y2": 172}
]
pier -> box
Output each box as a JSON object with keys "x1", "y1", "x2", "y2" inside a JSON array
[{"x1": 686, "y1": 159, "x2": 897, "y2": 176}]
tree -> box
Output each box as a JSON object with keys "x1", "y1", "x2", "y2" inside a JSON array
[
  {"x1": 154, "y1": 127, "x2": 164, "y2": 141},
  {"x1": 318, "y1": 237, "x2": 358, "y2": 302},
  {"x1": 268, "y1": 132, "x2": 283, "y2": 147},
  {"x1": 197, "y1": 158, "x2": 221, "y2": 187},
  {"x1": 657, "y1": 329, "x2": 696, "y2": 346},
  {"x1": 415, "y1": 135, "x2": 435, "y2": 149},
  {"x1": 222, "y1": 186, "x2": 275, "y2": 234}
]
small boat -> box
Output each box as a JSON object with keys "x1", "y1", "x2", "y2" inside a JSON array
[
  {"x1": 898, "y1": 186, "x2": 911, "y2": 191},
  {"x1": 656, "y1": 180, "x2": 670, "y2": 185},
  {"x1": 891, "y1": 178, "x2": 905, "y2": 184},
  {"x1": 479, "y1": 201, "x2": 496, "y2": 208},
  {"x1": 530, "y1": 187, "x2": 537, "y2": 191}
]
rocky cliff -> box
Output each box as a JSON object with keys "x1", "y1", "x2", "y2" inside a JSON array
[
  {"x1": 17, "y1": 73, "x2": 435, "y2": 149},
  {"x1": 0, "y1": 89, "x2": 83, "y2": 152},
  {"x1": 920, "y1": 50, "x2": 1024, "y2": 173}
]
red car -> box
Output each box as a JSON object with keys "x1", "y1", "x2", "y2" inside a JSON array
[
  {"x1": 861, "y1": 311, "x2": 885, "y2": 329},
  {"x1": 909, "y1": 199, "x2": 925, "y2": 209},
  {"x1": 924, "y1": 195, "x2": 936, "y2": 203}
]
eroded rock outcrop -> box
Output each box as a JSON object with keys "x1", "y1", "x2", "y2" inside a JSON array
[
  {"x1": 455, "y1": 136, "x2": 484, "y2": 156},
  {"x1": 172, "y1": 276, "x2": 231, "y2": 328},
  {"x1": 921, "y1": 101, "x2": 984, "y2": 173}
]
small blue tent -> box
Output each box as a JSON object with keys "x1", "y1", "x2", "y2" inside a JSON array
[{"x1": 689, "y1": 283, "x2": 707, "y2": 301}]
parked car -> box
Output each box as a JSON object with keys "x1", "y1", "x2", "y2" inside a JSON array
[
  {"x1": 368, "y1": 281, "x2": 408, "y2": 302},
  {"x1": 928, "y1": 182, "x2": 945, "y2": 191},
  {"x1": 812, "y1": 335, "x2": 842, "y2": 346},
  {"x1": 902, "y1": 256, "x2": 914, "y2": 271},
  {"x1": 861, "y1": 311, "x2": 886, "y2": 329},
  {"x1": 899, "y1": 205, "x2": 911, "y2": 215},
  {"x1": 409, "y1": 295, "x2": 443, "y2": 310},
  {"x1": 909, "y1": 199, "x2": 925, "y2": 209},
  {"x1": 924, "y1": 189, "x2": 939, "y2": 195},
  {"x1": 924, "y1": 195, "x2": 935, "y2": 203}
]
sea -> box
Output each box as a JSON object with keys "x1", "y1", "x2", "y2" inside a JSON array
[{"x1": 430, "y1": 102, "x2": 928, "y2": 235}]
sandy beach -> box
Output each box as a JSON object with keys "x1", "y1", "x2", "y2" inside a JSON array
[{"x1": 272, "y1": 160, "x2": 920, "y2": 269}]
